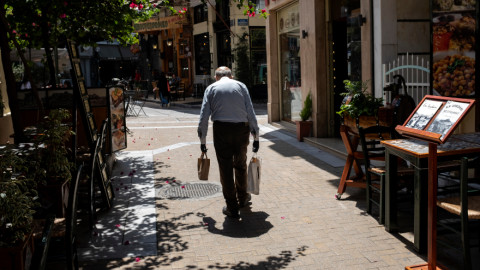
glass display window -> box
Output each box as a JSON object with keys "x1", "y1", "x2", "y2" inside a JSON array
[{"x1": 278, "y1": 3, "x2": 302, "y2": 122}]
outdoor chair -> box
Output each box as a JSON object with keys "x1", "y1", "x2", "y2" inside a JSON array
[
  {"x1": 436, "y1": 156, "x2": 480, "y2": 270},
  {"x1": 358, "y1": 125, "x2": 414, "y2": 224},
  {"x1": 176, "y1": 82, "x2": 186, "y2": 101}
]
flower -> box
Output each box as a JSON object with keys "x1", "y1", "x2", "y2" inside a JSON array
[
  {"x1": 60, "y1": 13, "x2": 66, "y2": 19},
  {"x1": 0, "y1": 193, "x2": 5, "y2": 199},
  {"x1": 135, "y1": 257, "x2": 141, "y2": 262},
  {"x1": 130, "y1": 3, "x2": 137, "y2": 9},
  {"x1": 261, "y1": 9, "x2": 266, "y2": 13},
  {"x1": 6, "y1": 223, "x2": 12, "y2": 228}
]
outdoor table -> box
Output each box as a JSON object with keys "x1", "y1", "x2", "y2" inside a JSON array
[{"x1": 382, "y1": 135, "x2": 480, "y2": 253}]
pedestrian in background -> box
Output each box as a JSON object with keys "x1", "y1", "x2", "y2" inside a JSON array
[{"x1": 197, "y1": 66, "x2": 259, "y2": 218}]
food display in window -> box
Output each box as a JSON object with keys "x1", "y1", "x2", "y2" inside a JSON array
[
  {"x1": 433, "y1": 14, "x2": 475, "y2": 53},
  {"x1": 433, "y1": 54, "x2": 475, "y2": 97}
]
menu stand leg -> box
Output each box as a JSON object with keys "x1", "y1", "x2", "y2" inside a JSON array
[{"x1": 405, "y1": 142, "x2": 445, "y2": 270}]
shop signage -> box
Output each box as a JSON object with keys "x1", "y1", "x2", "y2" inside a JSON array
[
  {"x1": 238, "y1": 19, "x2": 248, "y2": 26},
  {"x1": 431, "y1": 0, "x2": 476, "y2": 98},
  {"x1": 134, "y1": 15, "x2": 187, "y2": 33}
]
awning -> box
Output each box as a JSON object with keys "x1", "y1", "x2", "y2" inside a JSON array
[{"x1": 97, "y1": 45, "x2": 138, "y2": 60}]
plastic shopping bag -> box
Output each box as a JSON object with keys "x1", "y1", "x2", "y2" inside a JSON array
[
  {"x1": 197, "y1": 152, "x2": 210, "y2": 180},
  {"x1": 247, "y1": 154, "x2": 261, "y2": 195}
]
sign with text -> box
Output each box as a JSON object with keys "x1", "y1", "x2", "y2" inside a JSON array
[{"x1": 396, "y1": 95, "x2": 475, "y2": 143}]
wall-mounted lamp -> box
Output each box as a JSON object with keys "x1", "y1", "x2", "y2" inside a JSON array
[
  {"x1": 302, "y1": 30, "x2": 308, "y2": 39},
  {"x1": 167, "y1": 39, "x2": 173, "y2": 46},
  {"x1": 152, "y1": 44, "x2": 158, "y2": 50},
  {"x1": 358, "y1": 14, "x2": 366, "y2": 26}
]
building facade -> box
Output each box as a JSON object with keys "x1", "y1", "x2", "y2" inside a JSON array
[
  {"x1": 265, "y1": 0, "x2": 477, "y2": 138},
  {"x1": 133, "y1": 1, "x2": 267, "y2": 97}
]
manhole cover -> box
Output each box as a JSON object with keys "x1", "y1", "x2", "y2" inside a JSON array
[{"x1": 157, "y1": 182, "x2": 222, "y2": 200}]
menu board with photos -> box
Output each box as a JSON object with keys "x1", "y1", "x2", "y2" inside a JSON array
[
  {"x1": 432, "y1": 0, "x2": 476, "y2": 97},
  {"x1": 67, "y1": 40, "x2": 113, "y2": 209},
  {"x1": 107, "y1": 85, "x2": 127, "y2": 152},
  {"x1": 396, "y1": 95, "x2": 475, "y2": 143},
  {"x1": 67, "y1": 40, "x2": 97, "y2": 144}
]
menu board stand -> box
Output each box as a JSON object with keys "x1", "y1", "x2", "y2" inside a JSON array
[
  {"x1": 402, "y1": 96, "x2": 475, "y2": 270},
  {"x1": 67, "y1": 40, "x2": 113, "y2": 209},
  {"x1": 107, "y1": 85, "x2": 127, "y2": 152}
]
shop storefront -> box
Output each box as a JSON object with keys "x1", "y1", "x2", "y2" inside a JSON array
[
  {"x1": 134, "y1": 14, "x2": 193, "y2": 93},
  {"x1": 278, "y1": 4, "x2": 302, "y2": 122}
]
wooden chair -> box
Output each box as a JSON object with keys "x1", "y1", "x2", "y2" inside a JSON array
[
  {"x1": 176, "y1": 82, "x2": 186, "y2": 101},
  {"x1": 32, "y1": 164, "x2": 83, "y2": 270},
  {"x1": 358, "y1": 125, "x2": 413, "y2": 224},
  {"x1": 436, "y1": 156, "x2": 480, "y2": 270}
]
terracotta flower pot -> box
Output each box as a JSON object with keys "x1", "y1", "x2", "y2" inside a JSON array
[{"x1": 296, "y1": 121, "x2": 313, "y2": 142}]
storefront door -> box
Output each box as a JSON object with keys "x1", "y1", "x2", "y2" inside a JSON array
[
  {"x1": 278, "y1": 3, "x2": 301, "y2": 122},
  {"x1": 331, "y1": 0, "x2": 362, "y2": 135}
]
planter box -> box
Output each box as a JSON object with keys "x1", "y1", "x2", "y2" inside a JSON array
[
  {"x1": 296, "y1": 121, "x2": 313, "y2": 142},
  {"x1": 342, "y1": 106, "x2": 395, "y2": 135},
  {"x1": 0, "y1": 232, "x2": 34, "y2": 270}
]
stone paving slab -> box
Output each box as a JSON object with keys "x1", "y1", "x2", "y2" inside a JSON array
[{"x1": 78, "y1": 104, "x2": 435, "y2": 269}]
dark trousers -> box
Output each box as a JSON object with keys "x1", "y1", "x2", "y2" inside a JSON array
[{"x1": 213, "y1": 121, "x2": 250, "y2": 211}]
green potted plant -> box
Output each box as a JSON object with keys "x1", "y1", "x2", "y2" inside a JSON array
[
  {"x1": 336, "y1": 80, "x2": 388, "y2": 134},
  {"x1": 0, "y1": 147, "x2": 39, "y2": 270},
  {"x1": 34, "y1": 109, "x2": 74, "y2": 217},
  {"x1": 296, "y1": 92, "x2": 313, "y2": 141}
]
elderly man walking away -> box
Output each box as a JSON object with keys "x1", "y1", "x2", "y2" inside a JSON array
[{"x1": 198, "y1": 66, "x2": 260, "y2": 218}]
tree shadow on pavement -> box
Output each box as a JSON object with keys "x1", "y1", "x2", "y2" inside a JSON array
[
  {"x1": 201, "y1": 210, "x2": 273, "y2": 238},
  {"x1": 79, "y1": 245, "x2": 309, "y2": 269}
]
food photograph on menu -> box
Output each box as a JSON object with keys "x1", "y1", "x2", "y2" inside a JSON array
[
  {"x1": 432, "y1": 0, "x2": 476, "y2": 97},
  {"x1": 108, "y1": 86, "x2": 126, "y2": 152}
]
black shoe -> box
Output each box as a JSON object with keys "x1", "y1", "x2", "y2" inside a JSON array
[
  {"x1": 222, "y1": 206, "x2": 240, "y2": 218},
  {"x1": 239, "y1": 193, "x2": 252, "y2": 208}
]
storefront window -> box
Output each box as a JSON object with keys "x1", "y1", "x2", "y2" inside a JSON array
[
  {"x1": 250, "y1": 27, "x2": 266, "y2": 86},
  {"x1": 217, "y1": 32, "x2": 232, "y2": 67},
  {"x1": 278, "y1": 4, "x2": 301, "y2": 122},
  {"x1": 345, "y1": 1, "x2": 362, "y2": 81},
  {"x1": 194, "y1": 33, "x2": 211, "y2": 75},
  {"x1": 194, "y1": 4, "x2": 208, "y2": 24}
]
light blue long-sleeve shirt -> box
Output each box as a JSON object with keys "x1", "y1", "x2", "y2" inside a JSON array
[{"x1": 198, "y1": 77, "x2": 259, "y2": 144}]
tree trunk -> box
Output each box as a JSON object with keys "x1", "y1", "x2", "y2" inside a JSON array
[
  {"x1": 0, "y1": 2, "x2": 24, "y2": 143},
  {"x1": 40, "y1": 6, "x2": 56, "y2": 87}
]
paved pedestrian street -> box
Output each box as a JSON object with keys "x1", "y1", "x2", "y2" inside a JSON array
[{"x1": 78, "y1": 101, "x2": 430, "y2": 269}]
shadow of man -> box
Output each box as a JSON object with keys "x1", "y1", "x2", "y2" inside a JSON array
[{"x1": 202, "y1": 210, "x2": 273, "y2": 238}]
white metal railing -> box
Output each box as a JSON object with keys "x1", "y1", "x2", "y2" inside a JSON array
[{"x1": 382, "y1": 53, "x2": 430, "y2": 106}]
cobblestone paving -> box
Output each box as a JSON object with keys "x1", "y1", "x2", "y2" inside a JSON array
[{"x1": 79, "y1": 101, "x2": 432, "y2": 269}]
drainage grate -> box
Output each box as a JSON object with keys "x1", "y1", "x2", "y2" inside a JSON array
[{"x1": 157, "y1": 182, "x2": 222, "y2": 200}]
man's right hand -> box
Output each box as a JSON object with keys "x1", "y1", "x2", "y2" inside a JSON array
[{"x1": 201, "y1": 144, "x2": 207, "y2": 153}]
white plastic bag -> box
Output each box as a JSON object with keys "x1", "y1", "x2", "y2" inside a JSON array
[{"x1": 247, "y1": 154, "x2": 261, "y2": 195}]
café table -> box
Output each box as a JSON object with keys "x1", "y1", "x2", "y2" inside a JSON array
[{"x1": 382, "y1": 135, "x2": 480, "y2": 253}]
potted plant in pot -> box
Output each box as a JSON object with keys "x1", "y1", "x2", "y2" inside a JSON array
[
  {"x1": 336, "y1": 80, "x2": 390, "y2": 134},
  {"x1": 296, "y1": 92, "x2": 313, "y2": 142},
  {"x1": 0, "y1": 147, "x2": 39, "y2": 270},
  {"x1": 34, "y1": 109, "x2": 74, "y2": 218}
]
